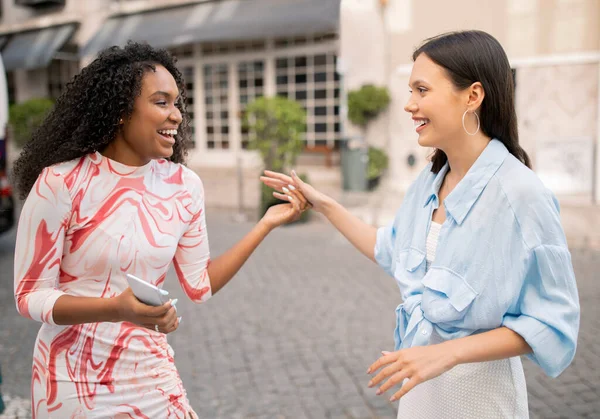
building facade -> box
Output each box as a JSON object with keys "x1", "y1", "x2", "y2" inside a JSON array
[
  {"x1": 1, "y1": 0, "x2": 599, "y2": 205},
  {"x1": 342, "y1": 0, "x2": 600, "y2": 204}
]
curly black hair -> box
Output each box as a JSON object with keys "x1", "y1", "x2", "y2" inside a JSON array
[{"x1": 12, "y1": 41, "x2": 192, "y2": 199}]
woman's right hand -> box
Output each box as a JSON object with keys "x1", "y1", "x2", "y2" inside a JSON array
[
  {"x1": 260, "y1": 170, "x2": 332, "y2": 213},
  {"x1": 113, "y1": 288, "x2": 180, "y2": 334}
]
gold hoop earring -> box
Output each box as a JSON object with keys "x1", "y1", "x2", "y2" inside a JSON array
[{"x1": 462, "y1": 110, "x2": 480, "y2": 136}]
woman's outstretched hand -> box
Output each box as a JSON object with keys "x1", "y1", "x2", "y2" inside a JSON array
[
  {"x1": 260, "y1": 170, "x2": 331, "y2": 213},
  {"x1": 366, "y1": 344, "x2": 458, "y2": 401}
]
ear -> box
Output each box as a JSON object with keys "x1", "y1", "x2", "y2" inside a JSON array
[{"x1": 466, "y1": 81, "x2": 485, "y2": 112}]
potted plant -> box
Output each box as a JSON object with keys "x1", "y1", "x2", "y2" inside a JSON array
[
  {"x1": 243, "y1": 96, "x2": 310, "y2": 222},
  {"x1": 9, "y1": 98, "x2": 54, "y2": 148},
  {"x1": 367, "y1": 146, "x2": 389, "y2": 190},
  {"x1": 344, "y1": 84, "x2": 390, "y2": 191}
]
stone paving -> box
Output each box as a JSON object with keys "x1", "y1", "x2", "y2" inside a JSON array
[{"x1": 0, "y1": 211, "x2": 599, "y2": 418}]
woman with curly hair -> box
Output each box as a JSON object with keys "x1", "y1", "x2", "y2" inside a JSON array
[{"x1": 12, "y1": 42, "x2": 305, "y2": 418}]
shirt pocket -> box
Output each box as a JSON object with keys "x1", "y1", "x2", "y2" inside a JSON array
[
  {"x1": 421, "y1": 268, "x2": 479, "y2": 325},
  {"x1": 393, "y1": 248, "x2": 426, "y2": 289}
]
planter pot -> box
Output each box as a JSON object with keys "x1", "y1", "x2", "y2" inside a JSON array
[
  {"x1": 340, "y1": 138, "x2": 368, "y2": 191},
  {"x1": 367, "y1": 176, "x2": 380, "y2": 191}
]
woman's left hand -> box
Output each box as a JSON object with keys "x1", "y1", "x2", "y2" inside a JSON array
[
  {"x1": 367, "y1": 343, "x2": 458, "y2": 401},
  {"x1": 260, "y1": 186, "x2": 310, "y2": 229}
]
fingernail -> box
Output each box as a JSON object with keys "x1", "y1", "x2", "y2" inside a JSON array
[
  {"x1": 288, "y1": 195, "x2": 294, "y2": 201},
  {"x1": 390, "y1": 396, "x2": 397, "y2": 402},
  {"x1": 368, "y1": 380, "x2": 373, "y2": 387},
  {"x1": 291, "y1": 170, "x2": 297, "y2": 177},
  {"x1": 178, "y1": 316, "x2": 182, "y2": 323},
  {"x1": 288, "y1": 184, "x2": 296, "y2": 191},
  {"x1": 282, "y1": 187, "x2": 290, "y2": 193},
  {"x1": 366, "y1": 368, "x2": 371, "y2": 374},
  {"x1": 171, "y1": 298, "x2": 178, "y2": 306},
  {"x1": 381, "y1": 351, "x2": 391, "y2": 355},
  {"x1": 376, "y1": 389, "x2": 382, "y2": 396}
]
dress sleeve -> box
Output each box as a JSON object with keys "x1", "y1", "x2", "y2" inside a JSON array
[
  {"x1": 14, "y1": 167, "x2": 72, "y2": 325},
  {"x1": 502, "y1": 244, "x2": 580, "y2": 377},
  {"x1": 173, "y1": 171, "x2": 211, "y2": 303}
]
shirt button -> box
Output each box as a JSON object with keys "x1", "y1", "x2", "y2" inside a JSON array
[{"x1": 421, "y1": 330, "x2": 428, "y2": 335}]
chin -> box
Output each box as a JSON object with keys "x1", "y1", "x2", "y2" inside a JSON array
[
  {"x1": 417, "y1": 135, "x2": 436, "y2": 148},
  {"x1": 155, "y1": 146, "x2": 174, "y2": 159}
]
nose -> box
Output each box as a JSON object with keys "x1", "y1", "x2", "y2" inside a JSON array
[
  {"x1": 170, "y1": 106, "x2": 183, "y2": 125},
  {"x1": 404, "y1": 96, "x2": 417, "y2": 114}
]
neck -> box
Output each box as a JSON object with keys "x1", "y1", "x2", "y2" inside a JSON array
[
  {"x1": 101, "y1": 137, "x2": 149, "y2": 167},
  {"x1": 443, "y1": 132, "x2": 491, "y2": 180}
]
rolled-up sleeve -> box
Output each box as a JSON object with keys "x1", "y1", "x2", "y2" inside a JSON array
[
  {"x1": 374, "y1": 220, "x2": 396, "y2": 276},
  {"x1": 502, "y1": 244, "x2": 580, "y2": 377}
]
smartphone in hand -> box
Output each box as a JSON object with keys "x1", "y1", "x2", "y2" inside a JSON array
[{"x1": 126, "y1": 274, "x2": 170, "y2": 306}]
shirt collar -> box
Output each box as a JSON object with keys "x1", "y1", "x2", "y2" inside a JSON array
[{"x1": 423, "y1": 139, "x2": 509, "y2": 225}]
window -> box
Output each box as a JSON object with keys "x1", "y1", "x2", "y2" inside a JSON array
[
  {"x1": 180, "y1": 66, "x2": 196, "y2": 147},
  {"x1": 203, "y1": 64, "x2": 230, "y2": 149},
  {"x1": 275, "y1": 52, "x2": 341, "y2": 148},
  {"x1": 168, "y1": 44, "x2": 194, "y2": 59},
  {"x1": 202, "y1": 40, "x2": 265, "y2": 57},
  {"x1": 238, "y1": 60, "x2": 264, "y2": 149},
  {"x1": 47, "y1": 59, "x2": 79, "y2": 100}
]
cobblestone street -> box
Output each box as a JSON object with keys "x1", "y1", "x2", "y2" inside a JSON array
[{"x1": 1, "y1": 212, "x2": 598, "y2": 418}]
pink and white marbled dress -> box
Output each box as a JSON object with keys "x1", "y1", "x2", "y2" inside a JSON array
[{"x1": 14, "y1": 152, "x2": 211, "y2": 418}]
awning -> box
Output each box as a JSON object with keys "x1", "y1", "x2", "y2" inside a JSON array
[
  {"x1": 0, "y1": 24, "x2": 77, "y2": 71},
  {"x1": 82, "y1": 0, "x2": 341, "y2": 57}
]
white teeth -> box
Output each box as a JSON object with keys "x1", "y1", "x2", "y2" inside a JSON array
[
  {"x1": 413, "y1": 119, "x2": 428, "y2": 127},
  {"x1": 158, "y1": 129, "x2": 177, "y2": 136}
]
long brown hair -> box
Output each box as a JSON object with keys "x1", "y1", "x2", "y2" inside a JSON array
[{"x1": 413, "y1": 30, "x2": 531, "y2": 173}]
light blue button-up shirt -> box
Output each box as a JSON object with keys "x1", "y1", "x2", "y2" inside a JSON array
[{"x1": 374, "y1": 139, "x2": 580, "y2": 378}]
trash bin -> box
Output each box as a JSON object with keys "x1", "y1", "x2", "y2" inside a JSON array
[{"x1": 341, "y1": 138, "x2": 368, "y2": 191}]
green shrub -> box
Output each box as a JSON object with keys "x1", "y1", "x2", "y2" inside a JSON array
[
  {"x1": 244, "y1": 96, "x2": 309, "y2": 220},
  {"x1": 243, "y1": 96, "x2": 306, "y2": 172},
  {"x1": 367, "y1": 146, "x2": 389, "y2": 180},
  {"x1": 8, "y1": 98, "x2": 54, "y2": 148},
  {"x1": 347, "y1": 85, "x2": 390, "y2": 128}
]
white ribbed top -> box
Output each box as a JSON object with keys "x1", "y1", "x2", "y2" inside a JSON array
[{"x1": 425, "y1": 221, "x2": 442, "y2": 265}]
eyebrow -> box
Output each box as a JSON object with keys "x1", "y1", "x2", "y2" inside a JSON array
[
  {"x1": 150, "y1": 91, "x2": 181, "y2": 100},
  {"x1": 408, "y1": 79, "x2": 429, "y2": 88}
]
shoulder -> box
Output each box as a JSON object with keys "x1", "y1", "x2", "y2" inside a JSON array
[
  {"x1": 37, "y1": 157, "x2": 88, "y2": 197},
  {"x1": 494, "y1": 155, "x2": 565, "y2": 248},
  {"x1": 153, "y1": 159, "x2": 205, "y2": 198}
]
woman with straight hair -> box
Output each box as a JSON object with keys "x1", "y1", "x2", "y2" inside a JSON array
[{"x1": 263, "y1": 30, "x2": 580, "y2": 418}]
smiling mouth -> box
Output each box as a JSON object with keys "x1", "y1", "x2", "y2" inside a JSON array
[
  {"x1": 414, "y1": 119, "x2": 430, "y2": 131},
  {"x1": 157, "y1": 129, "x2": 177, "y2": 144}
]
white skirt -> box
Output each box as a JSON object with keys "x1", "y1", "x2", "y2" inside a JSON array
[{"x1": 397, "y1": 333, "x2": 529, "y2": 419}]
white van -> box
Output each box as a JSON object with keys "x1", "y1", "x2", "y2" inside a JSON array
[{"x1": 0, "y1": 54, "x2": 15, "y2": 235}]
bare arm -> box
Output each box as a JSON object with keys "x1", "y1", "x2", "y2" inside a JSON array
[
  {"x1": 261, "y1": 170, "x2": 378, "y2": 262},
  {"x1": 368, "y1": 327, "x2": 532, "y2": 401},
  {"x1": 52, "y1": 291, "x2": 176, "y2": 332},
  {"x1": 207, "y1": 221, "x2": 273, "y2": 295},
  {"x1": 53, "y1": 296, "x2": 120, "y2": 325},
  {"x1": 320, "y1": 198, "x2": 378, "y2": 262},
  {"x1": 445, "y1": 326, "x2": 532, "y2": 364}
]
